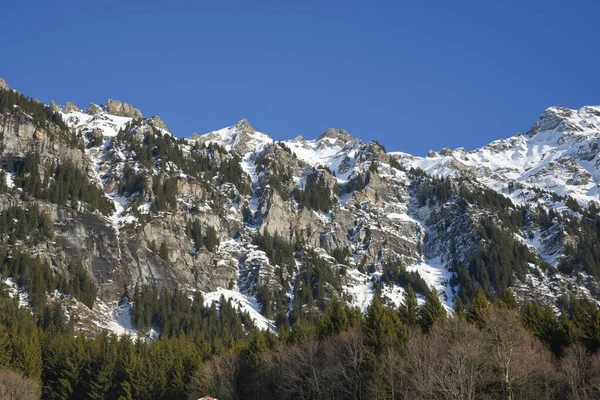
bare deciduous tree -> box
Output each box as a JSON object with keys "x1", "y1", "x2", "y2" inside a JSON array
[
  {"x1": 0, "y1": 370, "x2": 41, "y2": 400},
  {"x1": 560, "y1": 344, "x2": 600, "y2": 400},
  {"x1": 187, "y1": 352, "x2": 240, "y2": 400},
  {"x1": 401, "y1": 317, "x2": 489, "y2": 400},
  {"x1": 484, "y1": 307, "x2": 559, "y2": 400}
]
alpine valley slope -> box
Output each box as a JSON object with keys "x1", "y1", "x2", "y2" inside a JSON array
[{"x1": 0, "y1": 78, "x2": 598, "y2": 337}]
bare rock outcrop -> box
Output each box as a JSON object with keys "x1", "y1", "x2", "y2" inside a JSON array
[
  {"x1": 106, "y1": 99, "x2": 142, "y2": 119},
  {"x1": 64, "y1": 102, "x2": 80, "y2": 113}
]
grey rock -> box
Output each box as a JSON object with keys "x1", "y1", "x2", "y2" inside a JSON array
[
  {"x1": 64, "y1": 102, "x2": 80, "y2": 113},
  {"x1": 88, "y1": 103, "x2": 103, "y2": 114},
  {"x1": 106, "y1": 99, "x2": 142, "y2": 119}
]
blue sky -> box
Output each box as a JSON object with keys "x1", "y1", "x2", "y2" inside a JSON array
[{"x1": 1, "y1": 0, "x2": 599, "y2": 155}]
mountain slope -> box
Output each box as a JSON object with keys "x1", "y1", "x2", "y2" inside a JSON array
[{"x1": 0, "y1": 78, "x2": 599, "y2": 338}]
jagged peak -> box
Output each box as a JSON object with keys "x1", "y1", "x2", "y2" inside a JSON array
[
  {"x1": 150, "y1": 116, "x2": 170, "y2": 133},
  {"x1": 0, "y1": 77, "x2": 9, "y2": 91},
  {"x1": 64, "y1": 101, "x2": 80, "y2": 113},
  {"x1": 106, "y1": 99, "x2": 142, "y2": 119},
  {"x1": 527, "y1": 106, "x2": 591, "y2": 136},
  {"x1": 317, "y1": 128, "x2": 353, "y2": 143},
  {"x1": 234, "y1": 118, "x2": 255, "y2": 135}
]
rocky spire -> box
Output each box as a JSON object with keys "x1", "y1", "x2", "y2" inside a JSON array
[
  {"x1": 317, "y1": 128, "x2": 353, "y2": 143},
  {"x1": 235, "y1": 118, "x2": 255, "y2": 135},
  {"x1": 64, "y1": 101, "x2": 80, "y2": 113},
  {"x1": 0, "y1": 77, "x2": 9, "y2": 90},
  {"x1": 106, "y1": 99, "x2": 142, "y2": 119},
  {"x1": 151, "y1": 116, "x2": 170, "y2": 132}
]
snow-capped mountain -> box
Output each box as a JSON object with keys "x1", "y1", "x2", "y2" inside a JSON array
[
  {"x1": 398, "y1": 106, "x2": 600, "y2": 207},
  {"x1": 1, "y1": 76, "x2": 599, "y2": 338}
]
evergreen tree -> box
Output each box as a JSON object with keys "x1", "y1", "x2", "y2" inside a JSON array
[
  {"x1": 418, "y1": 290, "x2": 447, "y2": 332},
  {"x1": 399, "y1": 284, "x2": 419, "y2": 328}
]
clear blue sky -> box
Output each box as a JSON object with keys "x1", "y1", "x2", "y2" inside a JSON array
[{"x1": 1, "y1": 0, "x2": 599, "y2": 155}]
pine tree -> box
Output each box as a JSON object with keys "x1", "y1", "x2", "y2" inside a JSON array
[
  {"x1": 363, "y1": 296, "x2": 408, "y2": 355},
  {"x1": 399, "y1": 284, "x2": 419, "y2": 327},
  {"x1": 159, "y1": 241, "x2": 169, "y2": 261},
  {"x1": 466, "y1": 289, "x2": 490, "y2": 328},
  {"x1": 418, "y1": 290, "x2": 447, "y2": 332}
]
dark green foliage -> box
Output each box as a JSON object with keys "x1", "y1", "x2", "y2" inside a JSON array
[
  {"x1": 114, "y1": 126, "x2": 250, "y2": 198},
  {"x1": 418, "y1": 290, "x2": 447, "y2": 332},
  {"x1": 131, "y1": 287, "x2": 252, "y2": 350},
  {"x1": 254, "y1": 231, "x2": 295, "y2": 274},
  {"x1": 559, "y1": 211, "x2": 600, "y2": 278},
  {"x1": 185, "y1": 221, "x2": 219, "y2": 253},
  {"x1": 317, "y1": 298, "x2": 361, "y2": 339},
  {"x1": 0, "y1": 205, "x2": 53, "y2": 246},
  {"x1": 159, "y1": 242, "x2": 169, "y2": 261},
  {"x1": 293, "y1": 173, "x2": 338, "y2": 213},
  {"x1": 331, "y1": 246, "x2": 350, "y2": 264},
  {"x1": 363, "y1": 296, "x2": 408, "y2": 355},
  {"x1": 341, "y1": 171, "x2": 370, "y2": 194},
  {"x1": 10, "y1": 153, "x2": 114, "y2": 216},
  {"x1": 465, "y1": 217, "x2": 539, "y2": 303},
  {"x1": 398, "y1": 284, "x2": 419, "y2": 328},
  {"x1": 253, "y1": 232, "x2": 295, "y2": 319},
  {"x1": 293, "y1": 249, "x2": 342, "y2": 314},
  {"x1": 255, "y1": 152, "x2": 293, "y2": 200},
  {"x1": 150, "y1": 175, "x2": 178, "y2": 213},
  {"x1": 187, "y1": 219, "x2": 203, "y2": 253},
  {"x1": 120, "y1": 163, "x2": 147, "y2": 197},
  {"x1": 415, "y1": 175, "x2": 452, "y2": 205},
  {"x1": 0, "y1": 87, "x2": 67, "y2": 131},
  {"x1": 380, "y1": 260, "x2": 430, "y2": 296},
  {"x1": 0, "y1": 250, "x2": 96, "y2": 310},
  {"x1": 565, "y1": 197, "x2": 582, "y2": 213},
  {"x1": 202, "y1": 226, "x2": 219, "y2": 252},
  {"x1": 388, "y1": 155, "x2": 404, "y2": 171}
]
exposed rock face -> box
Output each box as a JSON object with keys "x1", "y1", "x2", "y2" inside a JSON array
[
  {"x1": 0, "y1": 78, "x2": 9, "y2": 90},
  {"x1": 150, "y1": 116, "x2": 170, "y2": 132},
  {"x1": 88, "y1": 103, "x2": 103, "y2": 114},
  {"x1": 50, "y1": 101, "x2": 61, "y2": 112},
  {"x1": 0, "y1": 108, "x2": 85, "y2": 166},
  {"x1": 106, "y1": 99, "x2": 142, "y2": 119},
  {"x1": 64, "y1": 102, "x2": 80, "y2": 113},
  {"x1": 3, "y1": 81, "x2": 600, "y2": 336}
]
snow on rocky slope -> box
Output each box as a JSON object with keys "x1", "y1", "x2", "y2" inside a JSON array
[
  {"x1": 395, "y1": 106, "x2": 600, "y2": 207},
  {"x1": 6, "y1": 86, "x2": 600, "y2": 338}
]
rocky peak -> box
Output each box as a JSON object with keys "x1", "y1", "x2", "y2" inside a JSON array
[
  {"x1": 0, "y1": 77, "x2": 9, "y2": 91},
  {"x1": 234, "y1": 118, "x2": 255, "y2": 135},
  {"x1": 317, "y1": 128, "x2": 353, "y2": 143},
  {"x1": 50, "y1": 101, "x2": 61, "y2": 112},
  {"x1": 88, "y1": 103, "x2": 103, "y2": 115},
  {"x1": 527, "y1": 106, "x2": 583, "y2": 137},
  {"x1": 64, "y1": 101, "x2": 80, "y2": 113},
  {"x1": 106, "y1": 99, "x2": 142, "y2": 119},
  {"x1": 150, "y1": 116, "x2": 170, "y2": 133}
]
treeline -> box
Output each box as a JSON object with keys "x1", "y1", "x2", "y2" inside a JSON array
[
  {"x1": 0, "y1": 249, "x2": 97, "y2": 310},
  {"x1": 186, "y1": 220, "x2": 219, "y2": 253},
  {"x1": 2, "y1": 279, "x2": 600, "y2": 399},
  {"x1": 114, "y1": 124, "x2": 250, "y2": 198},
  {"x1": 190, "y1": 291, "x2": 600, "y2": 400},
  {"x1": 8, "y1": 152, "x2": 114, "y2": 216},
  {"x1": 0, "y1": 87, "x2": 67, "y2": 131},
  {"x1": 0, "y1": 204, "x2": 53, "y2": 245},
  {"x1": 292, "y1": 172, "x2": 339, "y2": 213},
  {"x1": 131, "y1": 286, "x2": 254, "y2": 352}
]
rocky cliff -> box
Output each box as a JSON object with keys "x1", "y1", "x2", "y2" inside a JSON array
[{"x1": 1, "y1": 78, "x2": 599, "y2": 336}]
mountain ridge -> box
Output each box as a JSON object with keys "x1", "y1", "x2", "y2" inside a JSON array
[{"x1": 0, "y1": 77, "x2": 599, "y2": 340}]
